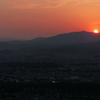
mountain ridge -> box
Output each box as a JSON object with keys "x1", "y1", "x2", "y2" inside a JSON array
[{"x1": 0, "y1": 31, "x2": 100, "y2": 50}]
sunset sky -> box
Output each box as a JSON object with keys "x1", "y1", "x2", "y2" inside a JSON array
[{"x1": 0, "y1": 0, "x2": 100, "y2": 39}]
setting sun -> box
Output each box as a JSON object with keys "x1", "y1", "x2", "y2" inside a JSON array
[{"x1": 94, "y1": 30, "x2": 99, "y2": 33}]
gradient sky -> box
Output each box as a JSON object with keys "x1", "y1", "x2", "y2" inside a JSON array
[{"x1": 0, "y1": 0, "x2": 100, "y2": 39}]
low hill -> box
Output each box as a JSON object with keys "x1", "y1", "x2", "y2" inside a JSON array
[{"x1": 0, "y1": 31, "x2": 100, "y2": 50}]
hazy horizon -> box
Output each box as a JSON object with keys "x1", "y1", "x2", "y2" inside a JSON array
[
  {"x1": 0, "y1": 31, "x2": 99, "y2": 40},
  {"x1": 0, "y1": 0, "x2": 100, "y2": 39}
]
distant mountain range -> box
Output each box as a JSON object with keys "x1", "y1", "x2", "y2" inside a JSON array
[
  {"x1": 0, "y1": 31, "x2": 100, "y2": 52},
  {"x1": 0, "y1": 38, "x2": 21, "y2": 42},
  {"x1": 32, "y1": 31, "x2": 100, "y2": 45}
]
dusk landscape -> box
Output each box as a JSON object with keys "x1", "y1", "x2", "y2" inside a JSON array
[{"x1": 0, "y1": 0, "x2": 100, "y2": 100}]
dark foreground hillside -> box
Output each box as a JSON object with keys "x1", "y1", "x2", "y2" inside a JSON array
[
  {"x1": 0, "y1": 82, "x2": 100, "y2": 100},
  {"x1": 0, "y1": 62, "x2": 100, "y2": 99}
]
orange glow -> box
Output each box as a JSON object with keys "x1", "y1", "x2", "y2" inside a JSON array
[
  {"x1": 0, "y1": 0, "x2": 100, "y2": 39},
  {"x1": 94, "y1": 30, "x2": 99, "y2": 33}
]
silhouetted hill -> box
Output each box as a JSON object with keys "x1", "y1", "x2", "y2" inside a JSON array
[
  {"x1": 6, "y1": 40, "x2": 24, "y2": 44},
  {"x1": 0, "y1": 38, "x2": 20, "y2": 42},
  {"x1": 37, "y1": 31, "x2": 100, "y2": 45},
  {"x1": 1, "y1": 31, "x2": 100, "y2": 50},
  {"x1": 5, "y1": 31, "x2": 100, "y2": 46},
  {"x1": 26, "y1": 37, "x2": 45, "y2": 43},
  {"x1": 4, "y1": 37, "x2": 45, "y2": 49}
]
